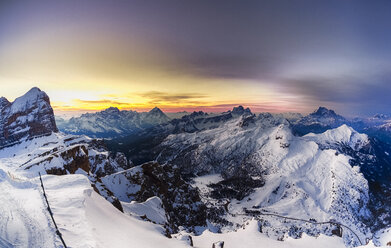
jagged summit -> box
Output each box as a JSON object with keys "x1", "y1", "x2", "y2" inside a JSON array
[
  {"x1": 144, "y1": 107, "x2": 170, "y2": 123},
  {"x1": 303, "y1": 107, "x2": 345, "y2": 122},
  {"x1": 149, "y1": 106, "x2": 163, "y2": 113},
  {"x1": 10, "y1": 87, "x2": 48, "y2": 113},
  {"x1": 0, "y1": 87, "x2": 58, "y2": 147},
  {"x1": 312, "y1": 106, "x2": 340, "y2": 117},
  {"x1": 231, "y1": 105, "x2": 252, "y2": 116},
  {"x1": 292, "y1": 106, "x2": 348, "y2": 136},
  {"x1": 0, "y1": 97, "x2": 10, "y2": 109},
  {"x1": 189, "y1": 111, "x2": 207, "y2": 117},
  {"x1": 103, "y1": 107, "x2": 121, "y2": 113},
  {"x1": 58, "y1": 105, "x2": 170, "y2": 138},
  {"x1": 147, "y1": 107, "x2": 166, "y2": 117}
]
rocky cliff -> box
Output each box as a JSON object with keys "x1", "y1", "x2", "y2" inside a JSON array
[{"x1": 0, "y1": 87, "x2": 58, "y2": 147}]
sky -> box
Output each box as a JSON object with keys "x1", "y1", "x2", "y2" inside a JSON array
[{"x1": 1, "y1": 0, "x2": 391, "y2": 117}]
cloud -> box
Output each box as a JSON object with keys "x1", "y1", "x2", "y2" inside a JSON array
[
  {"x1": 74, "y1": 99, "x2": 131, "y2": 106},
  {"x1": 138, "y1": 91, "x2": 208, "y2": 104},
  {"x1": 274, "y1": 71, "x2": 391, "y2": 115}
]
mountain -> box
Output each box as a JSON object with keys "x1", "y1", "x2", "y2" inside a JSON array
[
  {"x1": 57, "y1": 106, "x2": 170, "y2": 138},
  {"x1": 292, "y1": 107, "x2": 347, "y2": 135},
  {"x1": 105, "y1": 106, "x2": 391, "y2": 246},
  {"x1": 2, "y1": 89, "x2": 391, "y2": 247},
  {"x1": 165, "y1": 111, "x2": 189, "y2": 119},
  {"x1": 150, "y1": 116, "x2": 373, "y2": 245},
  {"x1": 0, "y1": 87, "x2": 58, "y2": 148},
  {"x1": 106, "y1": 106, "x2": 254, "y2": 164},
  {"x1": 106, "y1": 105, "x2": 391, "y2": 246}
]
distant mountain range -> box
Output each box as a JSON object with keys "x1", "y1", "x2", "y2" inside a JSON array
[
  {"x1": 2, "y1": 87, "x2": 391, "y2": 247},
  {"x1": 56, "y1": 106, "x2": 170, "y2": 138}
]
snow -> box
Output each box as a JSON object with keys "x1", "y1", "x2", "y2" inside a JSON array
[
  {"x1": 372, "y1": 227, "x2": 391, "y2": 247},
  {"x1": 0, "y1": 169, "x2": 59, "y2": 247},
  {"x1": 9, "y1": 87, "x2": 45, "y2": 114},
  {"x1": 122, "y1": 196, "x2": 167, "y2": 225},
  {"x1": 0, "y1": 104, "x2": 384, "y2": 247},
  {"x1": 159, "y1": 116, "x2": 371, "y2": 246},
  {"x1": 192, "y1": 220, "x2": 347, "y2": 248},
  {"x1": 58, "y1": 106, "x2": 170, "y2": 138},
  {"x1": 101, "y1": 166, "x2": 143, "y2": 201},
  {"x1": 42, "y1": 174, "x2": 187, "y2": 248},
  {"x1": 304, "y1": 125, "x2": 369, "y2": 150},
  {"x1": 192, "y1": 174, "x2": 224, "y2": 194},
  {"x1": 0, "y1": 151, "x2": 187, "y2": 248}
]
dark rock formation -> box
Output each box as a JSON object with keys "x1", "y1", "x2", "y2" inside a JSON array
[{"x1": 102, "y1": 162, "x2": 207, "y2": 234}]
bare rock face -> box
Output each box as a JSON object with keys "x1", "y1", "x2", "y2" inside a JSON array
[{"x1": 0, "y1": 87, "x2": 58, "y2": 147}]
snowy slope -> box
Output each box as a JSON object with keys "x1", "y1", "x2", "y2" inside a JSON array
[
  {"x1": 192, "y1": 220, "x2": 347, "y2": 248},
  {"x1": 0, "y1": 169, "x2": 59, "y2": 247},
  {"x1": 0, "y1": 160, "x2": 363, "y2": 248},
  {"x1": 42, "y1": 174, "x2": 188, "y2": 248},
  {"x1": 0, "y1": 160, "x2": 189, "y2": 248}
]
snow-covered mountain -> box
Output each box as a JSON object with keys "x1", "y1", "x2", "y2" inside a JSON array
[
  {"x1": 57, "y1": 106, "x2": 170, "y2": 138},
  {"x1": 150, "y1": 115, "x2": 372, "y2": 246},
  {"x1": 1, "y1": 88, "x2": 391, "y2": 247},
  {"x1": 292, "y1": 106, "x2": 347, "y2": 135},
  {"x1": 105, "y1": 105, "x2": 391, "y2": 246}
]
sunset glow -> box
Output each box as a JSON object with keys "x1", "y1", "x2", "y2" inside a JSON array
[{"x1": 1, "y1": 1, "x2": 391, "y2": 116}]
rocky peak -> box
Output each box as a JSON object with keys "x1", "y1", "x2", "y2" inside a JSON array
[
  {"x1": 0, "y1": 97, "x2": 10, "y2": 110},
  {"x1": 231, "y1": 105, "x2": 252, "y2": 116},
  {"x1": 148, "y1": 107, "x2": 164, "y2": 115},
  {"x1": 186, "y1": 111, "x2": 208, "y2": 119},
  {"x1": 0, "y1": 87, "x2": 58, "y2": 147},
  {"x1": 103, "y1": 107, "x2": 120, "y2": 114},
  {"x1": 311, "y1": 106, "x2": 341, "y2": 118},
  {"x1": 143, "y1": 107, "x2": 170, "y2": 123}
]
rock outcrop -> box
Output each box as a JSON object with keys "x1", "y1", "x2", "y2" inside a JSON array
[{"x1": 0, "y1": 87, "x2": 58, "y2": 147}]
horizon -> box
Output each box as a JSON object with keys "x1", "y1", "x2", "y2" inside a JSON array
[
  {"x1": 0, "y1": 86, "x2": 385, "y2": 119},
  {"x1": 2, "y1": 1, "x2": 391, "y2": 117}
]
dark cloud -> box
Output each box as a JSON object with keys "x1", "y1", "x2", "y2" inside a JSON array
[
  {"x1": 276, "y1": 72, "x2": 391, "y2": 116},
  {"x1": 138, "y1": 91, "x2": 208, "y2": 104},
  {"x1": 75, "y1": 99, "x2": 130, "y2": 106}
]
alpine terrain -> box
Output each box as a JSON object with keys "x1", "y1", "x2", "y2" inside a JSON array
[{"x1": 0, "y1": 88, "x2": 391, "y2": 247}]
